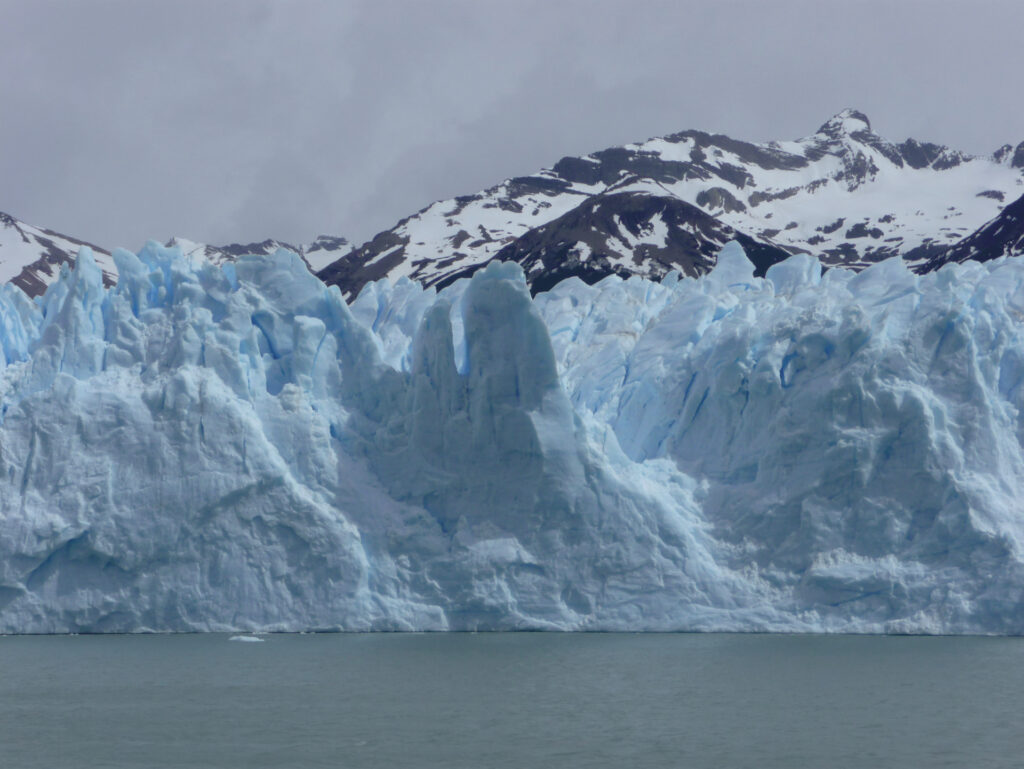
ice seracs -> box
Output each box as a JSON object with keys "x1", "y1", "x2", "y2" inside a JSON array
[{"x1": 3, "y1": 241, "x2": 1024, "y2": 634}]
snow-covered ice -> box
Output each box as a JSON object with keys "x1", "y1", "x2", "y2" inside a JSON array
[{"x1": 2, "y1": 241, "x2": 1024, "y2": 634}]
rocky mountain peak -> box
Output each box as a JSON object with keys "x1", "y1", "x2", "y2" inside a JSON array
[{"x1": 816, "y1": 108, "x2": 873, "y2": 138}]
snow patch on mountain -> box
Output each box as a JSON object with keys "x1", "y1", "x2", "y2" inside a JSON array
[{"x1": 922, "y1": 191, "x2": 1024, "y2": 270}]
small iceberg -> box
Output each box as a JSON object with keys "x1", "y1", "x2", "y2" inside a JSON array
[{"x1": 229, "y1": 635, "x2": 265, "y2": 643}]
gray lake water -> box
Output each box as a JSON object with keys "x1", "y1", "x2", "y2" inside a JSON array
[{"x1": 1, "y1": 632, "x2": 1022, "y2": 768}]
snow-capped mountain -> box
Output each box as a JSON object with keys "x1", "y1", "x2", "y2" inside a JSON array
[
  {"x1": 4, "y1": 110, "x2": 1024, "y2": 301},
  {"x1": 318, "y1": 109, "x2": 1024, "y2": 297},
  {"x1": 0, "y1": 211, "x2": 117, "y2": 296},
  {"x1": 0, "y1": 214, "x2": 352, "y2": 298}
]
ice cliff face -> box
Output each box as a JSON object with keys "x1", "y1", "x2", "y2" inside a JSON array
[{"x1": 2, "y1": 242, "x2": 1024, "y2": 634}]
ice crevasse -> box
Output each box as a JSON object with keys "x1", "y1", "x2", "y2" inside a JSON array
[{"x1": 1, "y1": 240, "x2": 1023, "y2": 633}]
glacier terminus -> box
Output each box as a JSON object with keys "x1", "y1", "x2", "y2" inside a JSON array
[{"x1": 2, "y1": 240, "x2": 1024, "y2": 634}]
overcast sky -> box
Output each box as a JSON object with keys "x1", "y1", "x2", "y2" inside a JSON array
[{"x1": 2, "y1": 0, "x2": 1022, "y2": 250}]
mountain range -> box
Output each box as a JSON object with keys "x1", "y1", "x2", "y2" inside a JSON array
[{"x1": 2, "y1": 109, "x2": 1023, "y2": 299}]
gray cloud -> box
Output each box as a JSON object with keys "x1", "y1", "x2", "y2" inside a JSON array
[{"x1": 2, "y1": 0, "x2": 1022, "y2": 250}]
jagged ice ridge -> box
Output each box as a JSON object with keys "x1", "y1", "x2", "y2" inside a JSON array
[{"x1": 2, "y1": 241, "x2": 1024, "y2": 634}]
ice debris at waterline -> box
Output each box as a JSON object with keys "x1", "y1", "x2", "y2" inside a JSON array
[{"x1": 2, "y1": 241, "x2": 1024, "y2": 634}]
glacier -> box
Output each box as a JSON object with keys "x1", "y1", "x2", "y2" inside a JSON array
[{"x1": 2, "y1": 242, "x2": 1024, "y2": 634}]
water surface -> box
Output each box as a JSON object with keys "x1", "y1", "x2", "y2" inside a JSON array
[{"x1": 1, "y1": 633, "x2": 1021, "y2": 768}]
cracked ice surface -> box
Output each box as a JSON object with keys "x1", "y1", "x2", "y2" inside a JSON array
[{"x1": 2, "y1": 241, "x2": 1024, "y2": 633}]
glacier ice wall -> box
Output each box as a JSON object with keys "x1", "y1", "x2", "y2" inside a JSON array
[{"x1": 2, "y1": 242, "x2": 1024, "y2": 633}]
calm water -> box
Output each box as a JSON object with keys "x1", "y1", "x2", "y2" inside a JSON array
[{"x1": 1, "y1": 633, "x2": 1022, "y2": 768}]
